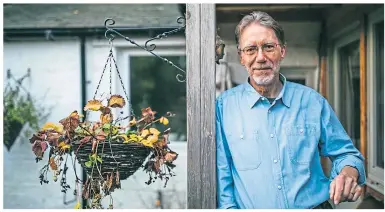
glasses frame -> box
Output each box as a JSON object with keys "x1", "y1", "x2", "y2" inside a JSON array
[{"x1": 239, "y1": 43, "x2": 283, "y2": 55}]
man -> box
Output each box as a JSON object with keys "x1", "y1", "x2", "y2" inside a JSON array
[{"x1": 216, "y1": 11, "x2": 366, "y2": 209}]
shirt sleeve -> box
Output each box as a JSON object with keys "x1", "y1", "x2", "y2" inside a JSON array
[
  {"x1": 216, "y1": 97, "x2": 238, "y2": 209},
  {"x1": 318, "y1": 96, "x2": 366, "y2": 185}
]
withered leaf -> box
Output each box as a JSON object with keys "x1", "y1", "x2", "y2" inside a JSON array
[
  {"x1": 84, "y1": 99, "x2": 103, "y2": 111},
  {"x1": 49, "y1": 157, "x2": 58, "y2": 170},
  {"x1": 164, "y1": 151, "x2": 178, "y2": 162},
  {"x1": 108, "y1": 95, "x2": 126, "y2": 108},
  {"x1": 80, "y1": 136, "x2": 92, "y2": 144},
  {"x1": 32, "y1": 141, "x2": 48, "y2": 159},
  {"x1": 100, "y1": 113, "x2": 113, "y2": 124},
  {"x1": 59, "y1": 111, "x2": 81, "y2": 132},
  {"x1": 141, "y1": 107, "x2": 156, "y2": 122}
]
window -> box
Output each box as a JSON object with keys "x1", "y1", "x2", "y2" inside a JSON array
[
  {"x1": 338, "y1": 40, "x2": 361, "y2": 149},
  {"x1": 130, "y1": 56, "x2": 187, "y2": 140}
]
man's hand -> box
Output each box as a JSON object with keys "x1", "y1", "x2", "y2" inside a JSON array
[{"x1": 329, "y1": 166, "x2": 363, "y2": 205}]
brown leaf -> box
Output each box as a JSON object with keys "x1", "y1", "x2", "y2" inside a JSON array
[
  {"x1": 141, "y1": 107, "x2": 156, "y2": 122},
  {"x1": 164, "y1": 151, "x2": 178, "y2": 162},
  {"x1": 29, "y1": 132, "x2": 45, "y2": 144},
  {"x1": 80, "y1": 136, "x2": 92, "y2": 144},
  {"x1": 108, "y1": 95, "x2": 126, "y2": 108},
  {"x1": 32, "y1": 141, "x2": 48, "y2": 159},
  {"x1": 46, "y1": 131, "x2": 61, "y2": 147},
  {"x1": 96, "y1": 131, "x2": 107, "y2": 141},
  {"x1": 59, "y1": 111, "x2": 81, "y2": 132},
  {"x1": 49, "y1": 157, "x2": 58, "y2": 170},
  {"x1": 107, "y1": 173, "x2": 113, "y2": 190}
]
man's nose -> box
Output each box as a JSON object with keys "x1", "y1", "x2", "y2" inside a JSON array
[{"x1": 254, "y1": 48, "x2": 267, "y2": 63}]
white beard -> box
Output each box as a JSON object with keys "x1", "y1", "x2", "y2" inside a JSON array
[{"x1": 251, "y1": 73, "x2": 275, "y2": 86}]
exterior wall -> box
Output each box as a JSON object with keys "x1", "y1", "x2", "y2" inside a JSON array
[{"x1": 3, "y1": 37, "x2": 83, "y2": 209}]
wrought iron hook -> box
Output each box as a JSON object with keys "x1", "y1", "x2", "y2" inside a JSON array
[
  {"x1": 103, "y1": 17, "x2": 186, "y2": 82},
  {"x1": 144, "y1": 16, "x2": 186, "y2": 52}
]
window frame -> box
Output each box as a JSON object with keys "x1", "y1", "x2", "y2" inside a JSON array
[{"x1": 367, "y1": 7, "x2": 384, "y2": 194}]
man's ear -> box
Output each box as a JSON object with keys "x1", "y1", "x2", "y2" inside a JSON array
[
  {"x1": 238, "y1": 51, "x2": 245, "y2": 65},
  {"x1": 280, "y1": 45, "x2": 287, "y2": 59}
]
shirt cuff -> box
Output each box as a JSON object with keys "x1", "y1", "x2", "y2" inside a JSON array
[
  {"x1": 218, "y1": 203, "x2": 238, "y2": 209},
  {"x1": 336, "y1": 157, "x2": 366, "y2": 185}
]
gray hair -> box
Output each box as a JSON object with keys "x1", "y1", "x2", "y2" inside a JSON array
[{"x1": 235, "y1": 11, "x2": 285, "y2": 48}]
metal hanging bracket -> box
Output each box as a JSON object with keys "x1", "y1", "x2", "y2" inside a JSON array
[{"x1": 104, "y1": 16, "x2": 186, "y2": 82}]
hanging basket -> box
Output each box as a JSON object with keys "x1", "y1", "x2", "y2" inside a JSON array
[{"x1": 72, "y1": 141, "x2": 151, "y2": 181}]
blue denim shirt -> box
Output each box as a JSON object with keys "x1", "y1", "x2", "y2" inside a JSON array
[{"x1": 216, "y1": 74, "x2": 366, "y2": 209}]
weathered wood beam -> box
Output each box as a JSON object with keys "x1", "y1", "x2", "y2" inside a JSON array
[
  {"x1": 187, "y1": 3, "x2": 217, "y2": 209},
  {"x1": 187, "y1": 4, "x2": 202, "y2": 209}
]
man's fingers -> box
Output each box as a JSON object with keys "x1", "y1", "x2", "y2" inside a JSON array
[
  {"x1": 329, "y1": 180, "x2": 336, "y2": 200},
  {"x1": 343, "y1": 177, "x2": 353, "y2": 199},
  {"x1": 350, "y1": 181, "x2": 358, "y2": 194},
  {"x1": 334, "y1": 176, "x2": 345, "y2": 204},
  {"x1": 347, "y1": 181, "x2": 358, "y2": 201},
  {"x1": 352, "y1": 186, "x2": 363, "y2": 201}
]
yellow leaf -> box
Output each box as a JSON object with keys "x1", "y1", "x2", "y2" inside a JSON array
[
  {"x1": 149, "y1": 128, "x2": 160, "y2": 136},
  {"x1": 108, "y1": 95, "x2": 126, "y2": 108},
  {"x1": 118, "y1": 134, "x2": 129, "y2": 142},
  {"x1": 41, "y1": 122, "x2": 64, "y2": 133},
  {"x1": 147, "y1": 135, "x2": 159, "y2": 143},
  {"x1": 100, "y1": 113, "x2": 113, "y2": 124},
  {"x1": 129, "y1": 117, "x2": 137, "y2": 127},
  {"x1": 74, "y1": 201, "x2": 81, "y2": 209},
  {"x1": 160, "y1": 117, "x2": 169, "y2": 125},
  {"x1": 58, "y1": 141, "x2": 71, "y2": 150},
  {"x1": 84, "y1": 99, "x2": 103, "y2": 111},
  {"x1": 141, "y1": 139, "x2": 153, "y2": 148},
  {"x1": 141, "y1": 129, "x2": 150, "y2": 138}
]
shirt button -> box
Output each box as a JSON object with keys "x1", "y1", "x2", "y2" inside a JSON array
[
  {"x1": 261, "y1": 97, "x2": 265, "y2": 101},
  {"x1": 268, "y1": 110, "x2": 271, "y2": 114},
  {"x1": 273, "y1": 159, "x2": 278, "y2": 163},
  {"x1": 278, "y1": 185, "x2": 282, "y2": 190},
  {"x1": 300, "y1": 129, "x2": 304, "y2": 134},
  {"x1": 270, "y1": 134, "x2": 274, "y2": 138},
  {"x1": 240, "y1": 134, "x2": 244, "y2": 139}
]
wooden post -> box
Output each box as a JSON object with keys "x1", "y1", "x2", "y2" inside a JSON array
[
  {"x1": 186, "y1": 4, "x2": 217, "y2": 209},
  {"x1": 359, "y1": 15, "x2": 368, "y2": 194}
]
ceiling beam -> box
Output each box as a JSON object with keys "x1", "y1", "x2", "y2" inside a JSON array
[{"x1": 217, "y1": 8, "x2": 326, "y2": 23}]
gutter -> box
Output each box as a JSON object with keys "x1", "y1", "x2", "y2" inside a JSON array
[{"x1": 4, "y1": 27, "x2": 185, "y2": 39}]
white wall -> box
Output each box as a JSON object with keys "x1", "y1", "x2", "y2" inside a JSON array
[{"x1": 3, "y1": 37, "x2": 83, "y2": 209}]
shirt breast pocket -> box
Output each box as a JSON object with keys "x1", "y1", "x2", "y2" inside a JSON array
[
  {"x1": 226, "y1": 131, "x2": 261, "y2": 171},
  {"x1": 285, "y1": 124, "x2": 318, "y2": 165}
]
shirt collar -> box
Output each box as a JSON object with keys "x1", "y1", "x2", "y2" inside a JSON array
[{"x1": 243, "y1": 73, "x2": 291, "y2": 109}]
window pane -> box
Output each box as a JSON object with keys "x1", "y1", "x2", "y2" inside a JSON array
[
  {"x1": 338, "y1": 40, "x2": 361, "y2": 149},
  {"x1": 375, "y1": 21, "x2": 384, "y2": 169},
  {"x1": 130, "y1": 56, "x2": 187, "y2": 140}
]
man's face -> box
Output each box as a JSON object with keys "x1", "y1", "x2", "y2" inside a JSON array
[{"x1": 238, "y1": 22, "x2": 286, "y2": 86}]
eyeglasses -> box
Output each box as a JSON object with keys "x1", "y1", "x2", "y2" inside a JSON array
[{"x1": 239, "y1": 43, "x2": 282, "y2": 55}]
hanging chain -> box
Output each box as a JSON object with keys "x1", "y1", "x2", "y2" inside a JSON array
[{"x1": 92, "y1": 40, "x2": 135, "y2": 119}]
